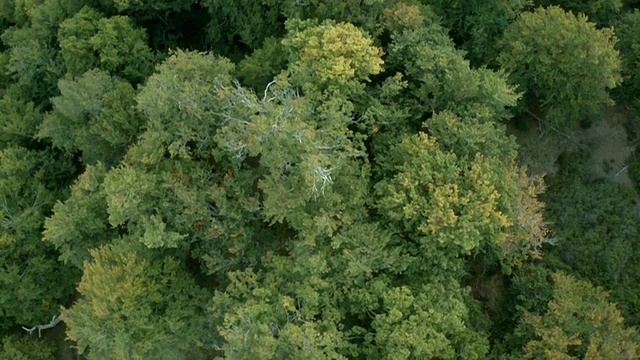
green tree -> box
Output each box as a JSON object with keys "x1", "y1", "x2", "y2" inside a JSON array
[
  {"x1": 613, "y1": 9, "x2": 640, "y2": 109},
  {"x1": 37, "y1": 69, "x2": 143, "y2": 166},
  {"x1": 0, "y1": 91, "x2": 42, "y2": 147},
  {"x1": 0, "y1": 335, "x2": 56, "y2": 360},
  {"x1": 0, "y1": 146, "x2": 78, "y2": 331},
  {"x1": 266, "y1": 0, "x2": 392, "y2": 39},
  {"x1": 62, "y1": 244, "x2": 216, "y2": 359},
  {"x1": 498, "y1": 6, "x2": 622, "y2": 128},
  {"x1": 427, "y1": 0, "x2": 531, "y2": 66},
  {"x1": 379, "y1": 3, "x2": 519, "y2": 124},
  {"x1": 0, "y1": 0, "x2": 87, "y2": 106},
  {"x1": 374, "y1": 130, "x2": 510, "y2": 275},
  {"x1": 282, "y1": 19, "x2": 384, "y2": 94},
  {"x1": 57, "y1": 6, "x2": 155, "y2": 82},
  {"x1": 201, "y1": 0, "x2": 283, "y2": 52},
  {"x1": 207, "y1": 7, "x2": 549, "y2": 358},
  {"x1": 520, "y1": 272, "x2": 639, "y2": 359},
  {"x1": 131, "y1": 49, "x2": 234, "y2": 163},
  {"x1": 1, "y1": 27, "x2": 64, "y2": 106},
  {"x1": 541, "y1": 151, "x2": 640, "y2": 324},
  {"x1": 42, "y1": 163, "x2": 114, "y2": 268},
  {"x1": 535, "y1": 0, "x2": 622, "y2": 25},
  {"x1": 235, "y1": 36, "x2": 288, "y2": 91}
]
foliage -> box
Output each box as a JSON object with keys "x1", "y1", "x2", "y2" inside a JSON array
[
  {"x1": 57, "y1": 6, "x2": 155, "y2": 82},
  {"x1": 62, "y1": 245, "x2": 215, "y2": 360},
  {"x1": 0, "y1": 91, "x2": 42, "y2": 147},
  {"x1": 97, "y1": 0, "x2": 193, "y2": 14},
  {"x1": 628, "y1": 151, "x2": 640, "y2": 190},
  {"x1": 541, "y1": 151, "x2": 640, "y2": 324},
  {"x1": 266, "y1": 0, "x2": 392, "y2": 39},
  {"x1": 368, "y1": 282, "x2": 489, "y2": 359},
  {"x1": 0, "y1": 335, "x2": 56, "y2": 360},
  {"x1": 520, "y1": 272, "x2": 639, "y2": 359},
  {"x1": 536, "y1": 0, "x2": 622, "y2": 25},
  {"x1": 205, "y1": 8, "x2": 529, "y2": 358},
  {"x1": 381, "y1": 5, "x2": 520, "y2": 123},
  {"x1": 427, "y1": 0, "x2": 531, "y2": 66},
  {"x1": 374, "y1": 130, "x2": 510, "y2": 273},
  {"x1": 42, "y1": 163, "x2": 113, "y2": 268},
  {"x1": 211, "y1": 232, "x2": 489, "y2": 359},
  {"x1": 0, "y1": 0, "x2": 87, "y2": 106},
  {"x1": 282, "y1": 19, "x2": 384, "y2": 94},
  {"x1": 0, "y1": 146, "x2": 78, "y2": 330},
  {"x1": 0, "y1": 0, "x2": 637, "y2": 358},
  {"x1": 498, "y1": 6, "x2": 622, "y2": 129},
  {"x1": 131, "y1": 49, "x2": 234, "y2": 163},
  {"x1": 613, "y1": 10, "x2": 640, "y2": 110},
  {"x1": 1, "y1": 27, "x2": 63, "y2": 107},
  {"x1": 38, "y1": 69, "x2": 143, "y2": 166},
  {"x1": 235, "y1": 36, "x2": 288, "y2": 91},
  {"x1": 201, "y1": 0, "x2": 283, "y2": 52}
]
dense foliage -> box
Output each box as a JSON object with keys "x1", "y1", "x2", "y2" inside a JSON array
[
  {"x1": 499, "y1": 6, "x2": 622, "y2": 129},
  {"x1": 0, "y1": 0, "x2": 639, "y2": 359}
]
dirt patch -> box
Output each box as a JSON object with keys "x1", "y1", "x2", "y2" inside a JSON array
[{"x1": 507, "y1": 106, "x2": 640, "y2": 189}]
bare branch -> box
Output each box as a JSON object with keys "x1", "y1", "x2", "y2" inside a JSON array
[
  {"x1": 263, "y1": 80, "x2": 277, "y2": 102},
  {"x1": 614, "y1": 165, "x2": 629, "y2": 177},
  {"x1": 310, "y1": 166, "x2": 333, "y2": 198},
  {"x1": 22, "y1": 315, "x2": 63, "y2": 337}
]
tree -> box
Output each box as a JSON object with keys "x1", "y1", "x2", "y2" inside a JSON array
[
  {"x1": 0, "y1": 335, "x2": 56, "y2": 360},
  {"x1": 57, "y1": 6, "x2": 155, "y2": 82},
  {"x1": 131, "y1": 49, "x2": 234, "y2": 163},
  {"x1": 520, "y1": 272, "x2": 639, "y2": 359},
  {"x1": 374, "y1": 130, "x2": 508, "y2": 275},
  {"x1": 379, "y1": 3, "x2": 519, "y2": 123},
  {"x1": 206, "y1": 7, "x2": 553, "y2": 358},
  {"x1": 541, "y1": 151, "x2": 640, "y2": 324},
  {"x1": 1, "y1": 27, "x2": 64, "y2": 107},
  {"x1": 613, "y1": 10, "x2": 640, "y2": 110},
  {"x1": 42, "y1": 163, "x2": 114, "y2": 269},
  {"x1": 62, "y1": 244, "x2": 216, "y2": 359},
  {"x1": 0, "y1": 146, "x2": 78, "y2": 331},
  {"x1": 211, "y1": 227, "x2": 489, "y2": 359},
  {"x1": 282, "y1": 19, "x2": 384, "y2": 94},
  {"x1": 498, "y1": 6, "x2": 622, "y2": 129},
  {"x1": 37, "y1": 69, "x2": 143, "y2": 166},
  {"x1": 0, "y1": 91, "x2": 42, "y2": 147},
  {"x1": 265, "y1": 0, "x2": 393, "y2": 39},
  {"x1": 0, "y1": 0, "x2": 88, "y2": 106},
  {"x1": 535, "y1": 0, "x2": 622, "y2": 25},
  {"x1": 369, "y1": 283, "x2": 489, "y2": 359},
  {"x1": 201, "y1": 0, "x2": 283, "y2": 52},
  {"x1": 427, "y1": 0, "x2": 530, "y2": 66},
  {"x1": 235, "y1": 36, "x2": 288, "y2": 91}
]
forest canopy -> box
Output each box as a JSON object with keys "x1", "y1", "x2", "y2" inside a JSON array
[{"x1": 1, "y1": 0, "x2": 639, "y2": 359}]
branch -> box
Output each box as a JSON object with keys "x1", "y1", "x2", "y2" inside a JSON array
[
  {"x1": 22, "y1": 315, "x2": 63, "y2": 337},
  {"x1": 552, "y1": 127, "x2": 588, "y2": 150},
  {"x1": 614, "y1": 165, "x2": 628, "y2": 177},
  {"x1": 525, "y1": 110, "x2": 587, "y2": 149},
  {"x1": 525, "y1": 110, "x2": 547, "y2": 138},
  {"x1": 263, "y1": 80, "x2": 277, "y2": 102}
]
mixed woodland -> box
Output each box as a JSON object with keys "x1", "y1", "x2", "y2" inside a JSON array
[{"x1": 1, "y1": 0, "x2": 640, "y2": 358}]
